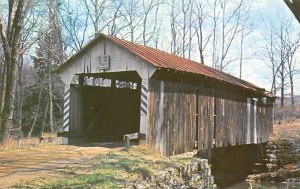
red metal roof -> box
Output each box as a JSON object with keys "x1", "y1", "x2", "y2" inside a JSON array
[
  {"x1": 57, "y1": 33, "x2": 266, "y2": 93},
  {"x1": 102, "y1": 34, "x2": 263, "y2": 91}
]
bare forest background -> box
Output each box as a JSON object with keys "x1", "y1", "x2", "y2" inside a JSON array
[{"x1": 0, "y1": 0, "x2": 299, "y2": 141}]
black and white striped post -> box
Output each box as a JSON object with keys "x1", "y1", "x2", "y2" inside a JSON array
[
  {"x1": 139, "y1": 79, "x2": 149, "y2": 143},
  {"x1": 62, "y1": 84, "x2": 70, "y2": 144}
]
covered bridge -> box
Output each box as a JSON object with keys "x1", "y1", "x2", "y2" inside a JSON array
[{"x1": 56, "y1": 33, "x2": 275, "y2": 156}]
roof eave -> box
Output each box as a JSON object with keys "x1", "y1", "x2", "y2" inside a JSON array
[
  {"x1": 284, "y1": 0, "x2": 300, "y2": 23},
  {"x1": 55, "y1": 33, "x2": 272, "y2": 97}
]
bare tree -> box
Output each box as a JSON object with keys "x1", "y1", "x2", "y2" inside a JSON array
[
  {"x1": 238, "y1": 7, "x2": 252, "y2": 79},
  {"x1": 83, "y1": 0, "x2": 107, "y2": 36},
  {"x1": 107, "y1": 0, "x2": 123, "y2": 36},
  {"x1": 287, "y1": 59, "x2": 298, "y2": 110},
  {"x1": 209, "y1": 0, "x2": 220, "y2": 69},
  {"x1": 0, "y1": 0, "x2": 30, "y2": 141},
  {"x1": 169, "y1": 0, "x2": 194, "y2": 58},
  {"x1": 15, "y1": 1, "x2": 47, "y2": 130},
  {"x1": 219, "y1": 0, "x2": 246, "y2": 71},
  {"x1": 180, "y1": 0, "x2": 192, "y2": 58},
  {"x1": 261, "y1": 18, "x2": 277, "y2": 95},
  {"x1": 27, "y1": 85, "x2": 43, "y2": 138},
  {"x1": 170, "y1": 0, "x2": 178, "y2": 54},
  {"x1": 119, "y1": 0, "x2": 143, "y2": 42},
  {"x1": 31, "y1": 0, "x2": 64, "y2": 134},
  {"x1": 239, "y1": 27, "x2": 245, "y2": 79},
  {"x1": 261, "y1": 15, "x2": 300, "y2": 109},
  {"x1": 283, "y1": 27, "x2": 300, "y2": 110},
  {"x1": 193, "y1": 0, "x2": 212, "y2": 64},
  {"x1": 58, "y1": 1, "x2": 89, "y2": 55},
  {"x1": 141, "y1": 0, "x2": 161, "y2": 46},
  {"x1": 0, "y1": 37, "x2": 4, "y2": 114},
  {"x1": 279, "y1": 26, "x2": 286, "y2": 109}
]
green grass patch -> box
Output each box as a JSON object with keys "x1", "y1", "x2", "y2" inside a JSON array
[{"x1": 11, "y1": 146, "x2": 198, "y2": 188}]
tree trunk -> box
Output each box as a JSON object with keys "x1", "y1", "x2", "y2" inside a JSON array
[
  {"x1": 171, "y1": 0, "x2": 176, "y2": 54},
  {"x1": 16, "y1": 80, "x2": 23, "y2": 129},
  {"x1": 290, "y1": 76, "x2": 295, "y2": 111},
  {"x1": 280, "y1": 27, "x2": 284, "y2": 109},
  {"x1": 27, "y1": 86, "x2": 43, "y2": 138},
  {"x1": 220, "y1": 1, "x2": 226, "y2": 71},
  {"x1": 187, "y1": 0, "x2": 193, "y2": 60},
  {"x1": 41, "y1": 99, "x2": 49, "y2": 133},
  {"x1": 0, "y1": 0, "x2": 27, "y2": 142},
  {"x1": 0, "y1": 61, "x2": 6, "y2": 113},
  {"x1": 0, "y1": 55, "x2": 19, "y2": 140},
  {"x1": 271, "y1": 59, "x2": 276, "y2": 95},
  {"x1": 212, "y1": 0, "x2": 218, "y2": 69},
  {"x1": 239, "y1": 29, "x2": 244, "y2": 79},
  {"x1": 16, "y1": 57, "x2": 24, "y2": 129},
  {"x1": 280, "y1": 60, "x2": 284, "y2": 109},
  {"x1": 48, "y1": 64, "x2": 54, "y2": 133}
]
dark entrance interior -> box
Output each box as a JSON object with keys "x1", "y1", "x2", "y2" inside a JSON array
[
  {"x1": 82, "y1": 85, "x2": 140, "y2": 141},
  {"x1": 69, "y1": 71, "x2": 141, "y2": 143}
]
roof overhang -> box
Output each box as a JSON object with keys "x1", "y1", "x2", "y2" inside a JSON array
[
  {"x1": 284, "y1": 0, "x2": 300, "y2": 23},
  {"x1": 55, "y1": 33, "x2": 273, "y2": 98}
]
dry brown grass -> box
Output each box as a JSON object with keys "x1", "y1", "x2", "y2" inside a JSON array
[
  {"x1": 270, "y1": 119, "x2": 300, "y2": 141},
  {"x1": 0, "y1": 137, "x2": 62, "y2": 151}
]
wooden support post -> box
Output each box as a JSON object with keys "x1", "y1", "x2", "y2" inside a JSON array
[
  {"x1": 62, "y1": 84, "x2": 70, "y2": 145},
  {"x1": 246, "y1": 98, "x2": 251, "y2": 144},
  {"x1": 123, "y1": 133, "x2": 145, "y2": 151},
  {"x1": 195, "y1": 88, "x2": 199, "y2": 149},
  {"x1": 124, "y1": 135, "x2": 130, "y2": 151},
  {"x1": 213, "y1": 90, "x2": 217, "y2": 147},
  {"x1": 111, "y1": 79, "x2": 116, "y2": 88},
  {"x1": 253, "y1": 99, "x2": 257, "y2": 144},
  {"x1": 140, "y1": 79, "x2": 149, "y2": 144},
  {"x1": 208, "y1": 148, "x2": 212, "y2": 164},
  {"x1": 78, "y1": 74, "x2": 84, "y2": 85}
]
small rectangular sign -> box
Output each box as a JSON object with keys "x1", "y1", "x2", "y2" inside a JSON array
[{"x1": 98, "y1": 55, "x2": 110, "y2": 70}]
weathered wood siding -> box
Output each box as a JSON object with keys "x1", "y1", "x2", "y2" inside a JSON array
[
  {"x1": 69, "y1": 85, "x2": 83, "y2": 135},
  {"x1": 148, "y1": 79, "x2": 274, "y2": 156},
  {"x1": 197, "y1": 87, "x2": 214, "y2": 150},
  {"x1": 214, "y1": 92, "x2": 248, "y2": 148},
  {"x1": 148, "y1": 80, "x2": 196, "y2": 156},
  {"x1": 256, "y1": 100, "x2": 274, "y2": 143}
]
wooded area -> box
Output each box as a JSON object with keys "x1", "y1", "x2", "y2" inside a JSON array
[{"x1": 0, "y1": 0, "x2": 299, "y2": 142}]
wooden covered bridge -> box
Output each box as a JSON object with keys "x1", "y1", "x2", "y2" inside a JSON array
[{"x1": 56, "y1": 33, "x2": 275, "y2": 156}]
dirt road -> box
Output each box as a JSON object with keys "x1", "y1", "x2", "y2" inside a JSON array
[{"x1": 0, "y1": 142, "x2": 123, "y2": 188}]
